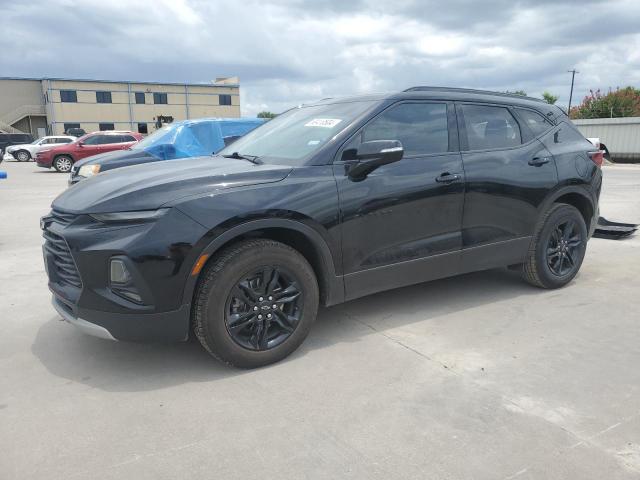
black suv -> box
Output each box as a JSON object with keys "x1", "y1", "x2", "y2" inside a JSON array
[
  {"x1": 0, "y1": 132, "x2": 33, "y2": 155},
  {"x1": 42, "y1": 87, "x2": 602, "y2": 368}
]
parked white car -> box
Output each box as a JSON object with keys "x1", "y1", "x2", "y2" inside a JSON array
[{"x1": 3, "y1": 135, "x2": 75, "y2": 162}]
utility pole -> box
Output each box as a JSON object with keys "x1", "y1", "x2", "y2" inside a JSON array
[{"x1": 567, "y1": 69, "x2": 578, "y2": 115}]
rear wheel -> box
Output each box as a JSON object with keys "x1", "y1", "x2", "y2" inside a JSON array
[
  {"x1": 53, "y1": 155, "x2": 73, "y2": 173},
  {"x1": 193, "y1": 239, "x2": 319, "y2": 368},
  {"x1": 15, "y1": 150, "x2": 31, "y2": 162},
  {"x1": 522, "y1": 204, "x2": 587, "y2": 288}
]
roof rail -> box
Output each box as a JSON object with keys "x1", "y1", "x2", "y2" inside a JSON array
[{"x1": 403, "y1": 86, "x2": 546, "y2": 103}]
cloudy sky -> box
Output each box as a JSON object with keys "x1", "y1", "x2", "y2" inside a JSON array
[{"x1": 2, "y1": 0, "x2": 640, "y2": 115}]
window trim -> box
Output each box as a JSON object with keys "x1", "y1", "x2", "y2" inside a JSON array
[
  {"x1": 333, "y1": 100, "x2": 459, "y2": 163},
  {"x1": 455, "y1": 101, "x2": 536, "y2": 153}
]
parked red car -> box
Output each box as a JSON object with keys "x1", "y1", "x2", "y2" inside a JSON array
[{"x1": 36, "y1": 131, "x2": 143, "y2": 172}]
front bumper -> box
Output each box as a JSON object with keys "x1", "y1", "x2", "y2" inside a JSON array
[
  {"x1": 52, "y1": 296, "x2": 116, "y2": 340},
  {"x1": 43, "y1": 208, "x2": 208, "y2": 342},
  {"x1": 52, "y1": 294, "x2": 191, "y2": 341}
]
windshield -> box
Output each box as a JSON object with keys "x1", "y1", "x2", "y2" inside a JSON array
[{"x1": 218, "y1": 100, "x2": 376, "y2": 166}]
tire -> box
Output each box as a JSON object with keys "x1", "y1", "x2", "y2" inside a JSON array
[
  {"x1": 15, "y1": 150, "x2": 31, "y2": 162},
  {"x1": 522, "y1": 203, "x2": 588, "y2": 289},
  {"x1": 193, "y1": 239, "x2": 319, "y2": 368},
  {"x1": 53, "y1": 155, "x2": 73, "y2": 173}
]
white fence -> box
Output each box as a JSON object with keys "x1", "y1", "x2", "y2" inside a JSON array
[{"x1": 573, "y1": 117, "x2": 640, "y2": 162}]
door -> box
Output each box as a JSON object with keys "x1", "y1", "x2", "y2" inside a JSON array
[
  {"x1": 75, "y1": 134, "x2": 105, "y2": 159},
  {"x1": 456, "y1": 103, "x2": 558, "y2": 269},
  {"x1": 333, "y1": 101, "x2": 465, "y2": 300}
]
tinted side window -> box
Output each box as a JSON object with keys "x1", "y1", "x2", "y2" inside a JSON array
[
  {"x1": 82, "y1": 135, "x2": 101, "y2": 145},
  {"x1": 121, "y1": 135, "x2": 136, "y2": 142},
  {"x1": 516, "y1": 108, "x2": 553, "y2": 137},
  {"x1": 99, "y1": 135, "x2": 122, "y2": 144},
  {"x1": 460, "y1": 104, "x2": 521, "y2": 150},
  {"x1": 363, "y1": 103, "x2": 449, "y2": 156},
  {"x1": 57, "y1": 138, "x2": 73, "y2": 144}
]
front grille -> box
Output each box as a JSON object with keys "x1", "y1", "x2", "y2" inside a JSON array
[{"x1": 43, "y1": 211, "x2": 82, "y2": 288}]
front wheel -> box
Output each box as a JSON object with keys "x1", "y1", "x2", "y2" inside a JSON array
[
  {"x1": 522, "y1": 204, "x2": 588, "y2": 289},
  {"x1": 193, "y1": 239, "x2": 319, "y2": 368},
  {"x1": 15, "y1": 150, "x2": 31, "y2": 162},
  {"x1": 53, "y1": 155, "x2": 73, "y2": 173}
]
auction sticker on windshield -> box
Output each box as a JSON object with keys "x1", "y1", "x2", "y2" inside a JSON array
[{"x1": 304, "y1": 118, "x2": 342, "y2": 128}]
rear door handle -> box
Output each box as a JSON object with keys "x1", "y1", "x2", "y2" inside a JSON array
[
  {"x1": 436, "y1": 172, "x2": 461, "y2": 183},
  {"x1": 529, "y1": 156, "x2": 550, "y2": 166}
]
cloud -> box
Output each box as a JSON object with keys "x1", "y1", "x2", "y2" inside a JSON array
[{"x1": 1, "y1": 0, "x2": 639, "y2": 115}]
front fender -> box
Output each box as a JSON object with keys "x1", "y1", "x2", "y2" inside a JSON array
[{"x1": 180, "y1": 218, "x2": 345, "y2": 307}]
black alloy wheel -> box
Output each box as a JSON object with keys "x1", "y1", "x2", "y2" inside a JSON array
[
  {"x1": 193, "y1": 239, "x2": 319, "y2": 368},
  {"x1": 522, "y1": 203, "x2": 588, "y2": 289},
  {"x1": 545, "y1": 219, "x2": 583, "y2": 276},
  {"x1": 225, "y1": 266, "x2": 303, "y2": 351}
]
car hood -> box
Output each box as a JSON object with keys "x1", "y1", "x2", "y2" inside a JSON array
[
  {"x1": 53, "y1": 156, "x2": 293, "y2": 214},
  {"x1": 73, "y1": 149, "x2": 153, "y2": 170}
]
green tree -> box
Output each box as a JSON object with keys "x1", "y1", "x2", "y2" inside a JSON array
[
  {"x1": 570, "y1": 87, "x2": 640, "y2": 119},
  {"x1": 542, "y1": 92, "x2": 559, "y2": 104},
  {"x1": 504, "y1": 90, "x2": 527, "y2": 96},
  {"x1": 257, "y1": 111, "x2": 277, "y2": 119}
]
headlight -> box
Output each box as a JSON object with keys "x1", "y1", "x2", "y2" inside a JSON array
[
  {"x1": 90, "y1": 208, "x2": 169, "y2": 223},
  {"x1": 78, "y1": 164, "x2": 101, "y2": 177}
]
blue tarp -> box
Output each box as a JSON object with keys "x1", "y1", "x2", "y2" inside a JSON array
[{"x1": 134, "y1": 118, "x2": 265, "y2": 160}]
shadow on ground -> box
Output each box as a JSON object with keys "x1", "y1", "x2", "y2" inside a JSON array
[{"x1": 32, "y1": 267, "x2": 543, "y2": 392}]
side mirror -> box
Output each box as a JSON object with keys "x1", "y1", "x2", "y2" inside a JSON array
[
  {"x1": 77, "y1": 142, "x2": 84, "y2": 147},
  {"x1": 347, "y1": 140, "x2": 403, "y2": 179}
]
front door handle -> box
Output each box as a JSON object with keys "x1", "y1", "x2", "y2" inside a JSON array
[
  {"x1": 436, "y1": 172, "x2": 461, "y2": 183},
  {"x1": 529, "y1": 156, "x2": 550, "y2": 166}
]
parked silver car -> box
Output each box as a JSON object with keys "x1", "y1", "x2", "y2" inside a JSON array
[{"x1": 3, "y1": 135, "x2": 75, "y2": 162}]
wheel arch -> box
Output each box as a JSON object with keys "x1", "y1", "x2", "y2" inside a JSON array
[
  {"x1": 53, "y1": 152, "x2": 75, "y2": 162},
  {"x1": 183, "y1": 219, "x2": 344, "y2": 309},
  {"x1": 541, "y1": 186, "x2": 595, "y2": 232}
]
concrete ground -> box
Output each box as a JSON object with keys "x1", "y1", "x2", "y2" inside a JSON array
[{"x1": 1, "y1": 160, "x2": 639, "y2": 480}]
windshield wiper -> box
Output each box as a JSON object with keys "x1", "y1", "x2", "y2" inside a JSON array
[{"x1": 222, "y1": 151, "x2": 262, "y2": 165}]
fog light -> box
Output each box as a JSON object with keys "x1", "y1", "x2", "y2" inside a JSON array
[
  {"x1": 116, "y1": 289, "x2": 142, "y2": 303},
  {"x1": 110, "y1": 259, "x2": 131, "y2": 284}
]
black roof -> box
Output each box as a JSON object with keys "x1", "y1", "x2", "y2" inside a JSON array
[{"x1": 310, "y1": 86, "x2": 564, "y2": 118}]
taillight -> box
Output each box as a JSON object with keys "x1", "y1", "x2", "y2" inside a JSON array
[{"x1": 588, "y1": 150, "x2": 604, "y2": 167}]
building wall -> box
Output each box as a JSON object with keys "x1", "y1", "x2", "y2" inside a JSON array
[
  {"x1": 0, "y1": 79, "x2": 46, "y2": 136},
  {"x1": 41, "y1": 78, "x2": 240, "y2": 134},
  {"x1": 0, "y1": 79, "x2": 44, "y2": 119},
  {"x1": 573, "y1": 117, "x2": 640, "y2": 162}
]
